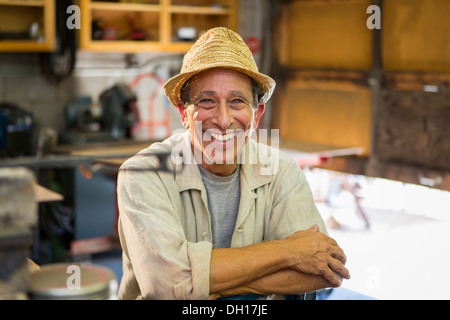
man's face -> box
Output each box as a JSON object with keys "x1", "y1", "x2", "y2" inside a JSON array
[{"x1": 177, "y1": 68, "x2": 265, "y2": 176}]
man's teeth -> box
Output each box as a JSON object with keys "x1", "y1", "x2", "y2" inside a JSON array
[{"x1": 210, "y1": 132, "x2": 235, "y2": 141}]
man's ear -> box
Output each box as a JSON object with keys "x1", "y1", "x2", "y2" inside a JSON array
[
  {"x1": 177, "y1": 101, "x2": 189, "y2": 129},
  {"x1": 252, "y1": 103, "x2": 266, "y2": 129}
]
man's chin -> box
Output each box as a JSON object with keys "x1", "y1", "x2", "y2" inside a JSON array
[{"x1": 202, "y1": 152, "x2": 238, "y2": 166}]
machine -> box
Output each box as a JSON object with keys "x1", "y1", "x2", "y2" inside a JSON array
[
  {"x1": 0, "y1": 103, "x2": 37, "y2": 158},
  {"x1": 59, "y1": 83, "x2": 139, "y2": 144}
]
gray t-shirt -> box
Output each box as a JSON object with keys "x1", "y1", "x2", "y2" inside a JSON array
[{"x1": 199, "y1": 165, "x2": 240, "y2": 248}]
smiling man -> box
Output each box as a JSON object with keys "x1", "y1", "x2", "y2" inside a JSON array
[
  {"x1": 177, "y1": 67, "x2": 264, "y2": 176},
  {"x1": 117, "y1": 27, "x2": 350, "y2": 300}
]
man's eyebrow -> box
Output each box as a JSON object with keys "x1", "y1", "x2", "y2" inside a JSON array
[
  {"x1": 198, "y1": 91, "x2": 216, "y2": 97},
  {"x1": 190, "y1": 91, "x2": 216, "y2": 101},
  {"x1": 229, "y1": 90, "x2": 251, "y2": 100}
]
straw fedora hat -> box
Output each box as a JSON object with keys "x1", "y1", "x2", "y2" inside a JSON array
[{"x1": 163, "y1": 27, "x2": 276, "y2": 107}]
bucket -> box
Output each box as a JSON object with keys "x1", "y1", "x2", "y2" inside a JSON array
[{"x1": 29, "y1": 263, "x2": 117, "y2": 300}]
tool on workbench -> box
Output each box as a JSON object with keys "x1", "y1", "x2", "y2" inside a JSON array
[{"x1": 59, "y1": 83, "x2": 140, "y2": 144}]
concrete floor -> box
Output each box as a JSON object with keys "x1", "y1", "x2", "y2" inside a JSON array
[
  {"x1": 305, "y1": 168, "x2": 450, "y2": 300},
  {"x1": 322, "y1": 206, "x2": 450, "y2": 300}
]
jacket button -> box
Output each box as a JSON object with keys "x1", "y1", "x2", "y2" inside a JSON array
[
  {"x1": 236, "y1": 227, "x2": 243, "y2": 233},
  {"x1": 201, "y1": 231, "x2": 208, "y2": 238}
]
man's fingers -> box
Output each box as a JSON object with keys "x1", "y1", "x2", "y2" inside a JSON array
[
  {"x1": 330, "y1": 247, "x2": 347, "y2": 265},
  {"x1": 323, "y1": 269, "x2": 343, "y2": 287},
  {"x1": 328, "y1": 258, "x2": 351, "y2": 280},
  {"x1": 322, "y1": 261, "x2": 350, "y2": 287},
  {"x1": 317, "y1": 241, "x2": 347, "y2": 265}
]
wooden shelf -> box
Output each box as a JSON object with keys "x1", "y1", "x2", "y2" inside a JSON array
[
  {"x1": 80, "y1": 0, "x2": 237, "y2": 53},
  {"x1": 0, "y1": 0, "x2": 55, "y2": 52},
  {"x1": 0, "y1": 0, "x2": 44, "y2": 7},
  {"x1": 170, "y1": 5, "x2": 231, "y2": 15},
  {"x1": 0, "y1": 40, "x2": 52, "y2": 51},
  {"x1": 83, "y1": 40, "x2": 163, "y2": 53},
  {"x1": 90, "y1": 1, "x2": 161, "y2": 12}
]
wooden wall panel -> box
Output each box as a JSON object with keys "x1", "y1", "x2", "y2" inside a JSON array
[
  {"x1": 277, "y1": 0, "x2": 373, "y2": 70},
  {"x1": 278, "y1": 82, "x2": 372, "y2": 156},
  {"x1": 383, "y1": 0, "x2": 450, "y2": 71},
  {"x1": 377, "y1": 90, "x2": 450, "y2": 170},
  {"x1": 271, "y1": 0, "x2": 450, "y2": 190}
]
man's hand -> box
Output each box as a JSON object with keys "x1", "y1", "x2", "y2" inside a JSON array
[
  {"x1": 210, "y1": 225, "x2": 350, "y2": 296},
  {"x1": 282, "y1": 225, "x2": 350, "y2": 287}
]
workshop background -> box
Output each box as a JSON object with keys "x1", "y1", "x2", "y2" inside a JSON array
[{"x1": 0, "y1": 0, "x2": 449, "y2": 300}]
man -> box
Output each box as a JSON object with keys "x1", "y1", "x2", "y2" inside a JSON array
[{"x1": 117, "y1": 27, "x2": 350, "y2": 300}]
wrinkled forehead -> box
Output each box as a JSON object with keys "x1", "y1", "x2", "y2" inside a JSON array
[{"x1": 185, "y1": 68, "x2": 253, "y2": 94}]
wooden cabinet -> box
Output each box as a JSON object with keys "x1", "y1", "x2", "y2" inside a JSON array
[
  {"x1": 272, "y1": 0, "x2": 450, "y2": 191},
  {"x1": 80, "y1": 0, "x2": 237, "y2": 53},
  {"x1": 0, "y1": 0, "x2": 55, "y2": 52},
  {"x1": 272, "y1": 0, "x2": 373, "y2": 156}
]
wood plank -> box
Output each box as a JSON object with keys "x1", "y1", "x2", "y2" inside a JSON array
[
  {"x1": 80, "y1": 0, "x2": 92, "y2": 49},
  {"x1": 42, "y1": 0, "x2": 54, "y2": 51},
  {"x1": 275, "y1": 0, "x2": 373, "y2": 70},
  {"x1": 90, "y1": 2, "x2": 161, "y2": 12},
  {"x1": 279, "y1": 82, "x2": 372, "y2": 156},
  {"x1": 0, "y1": 41, "x2": 53, "y2": 51},
  {"x1": 384, "y1": 72, "x2": 450, "y2": 91},
  {"x1": 160, "y1": 0, "x2": 170, "y2": 45},
  {"x1": 377, "y1": 89, "x2": 450, "y2": 171},
  {"x1": 170, "y1": 5, "x2": 231, "y2": 15},
  {"x1": 0, "y1": 0, "x2": 44, "y2": 7},
  {"x1": 279, "y1": 139, "x2": 363, "y2": 157},
  {"x1": 382, "y1": 0, "x2": 450, "y2": 72},
  {"x1": 35, "y1": 184, "x2": 63, "y2": 203},
  {"x1": 281, "y1": 69, "x2": 369, "y2": 91}
]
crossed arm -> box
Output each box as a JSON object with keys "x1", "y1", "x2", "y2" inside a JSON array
[{"x1": 209, "y1": 225, "x2": 350, "y2": 298}]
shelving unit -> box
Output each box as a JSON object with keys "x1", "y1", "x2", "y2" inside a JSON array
[
  {"x1": 80, "y1": 0, "x2": 237, "y2": 53},
  {"x1": 0, "y1": 0, "x2": 55, "y2": 52}
]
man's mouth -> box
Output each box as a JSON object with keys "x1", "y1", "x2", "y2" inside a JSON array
[{"x1": 209, "y1": 131, "x2": 236, "y2": 142}]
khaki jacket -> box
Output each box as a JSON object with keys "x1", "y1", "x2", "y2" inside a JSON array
[{"x1": 117, "y1": 131, "x2": 326, "y2": 300}]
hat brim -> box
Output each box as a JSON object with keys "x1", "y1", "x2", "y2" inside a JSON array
[{"x1": 163, "y1": 66, "x2": 276, "y2": 107}]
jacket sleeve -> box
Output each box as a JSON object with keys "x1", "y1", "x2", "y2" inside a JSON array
[{"x1": 117, "y1": 159, "x2": 212, "y2": 300}]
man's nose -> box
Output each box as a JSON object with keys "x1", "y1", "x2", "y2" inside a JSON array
[{"x1": 214, "y1": 101, "x2": 233, "y2": 129}]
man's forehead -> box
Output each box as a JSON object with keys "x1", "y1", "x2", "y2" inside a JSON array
[
  {"x1": 188, "y1": 68, "x2": 252, "y2": 93},
  {"x1": 191, "y1": 68, "x2": 252, "y2": 84}
]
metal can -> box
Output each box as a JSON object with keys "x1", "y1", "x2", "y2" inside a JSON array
[{"x1": 29, "y1": 263, "x2": 118, "y2": 300}]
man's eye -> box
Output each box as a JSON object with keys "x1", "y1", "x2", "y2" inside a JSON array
[
  {"x1": 230, "y1": 99, "x2": 247, "y2": 109},
  {"x1": 197, "y1": 99, "x2": 216, "y2": 109}
]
